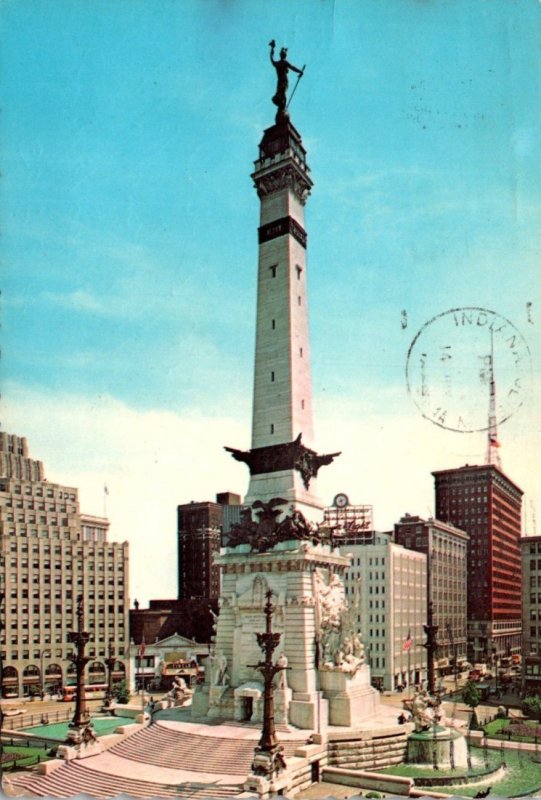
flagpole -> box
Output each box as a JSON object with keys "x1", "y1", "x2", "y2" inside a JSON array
[{"x1": 103, "y1": 485, "x2": 109, "y2": 518}]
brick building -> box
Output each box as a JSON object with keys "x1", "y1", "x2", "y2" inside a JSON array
[
  {"x1": 177, "y1": 492, "x2": 241, "y2": 600},
  {"x1": 433, "y1": 464, "x2": 523, "y2": 663}
]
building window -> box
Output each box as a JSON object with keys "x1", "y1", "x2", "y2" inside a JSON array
[
  {"x1": 270, "y1": 265, "x2": 277, "y2": 278},
  {"x1": 271, "y1": 319, "x2": 276, "y2": 330},
  {"x1": 270, "y1": 424, "x2": 274, "y2": 434}
]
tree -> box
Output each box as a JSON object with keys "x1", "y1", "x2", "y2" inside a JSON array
[
  {"x1": 462, "y1": 680, "x2": 480, "y2": 709},
  {"x1": 463, "y1": 681, "x2": 481, "y2": 730},
  {"x1": 112, "y1": 680, "x2": 129, "y2": 704}
]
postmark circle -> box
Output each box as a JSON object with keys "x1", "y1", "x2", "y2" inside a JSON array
[{"x1": 406, "y1": 307, "x2": 531, "y2": 433}]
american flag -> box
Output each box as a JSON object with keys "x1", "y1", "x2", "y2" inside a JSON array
[{"x1": 403, "y1": 629, "x2": 412, "y2": 652}]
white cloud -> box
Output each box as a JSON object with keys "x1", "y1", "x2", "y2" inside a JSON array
[
  {"x1": 1, "y1": 384, "x2": 248, "y2": 605},
  {"x1": 2, "y1": 380, "x2": 540, "y2": 606},
  {"x1": 43, "y1": 289, "x2": 113, "y2": 315}
]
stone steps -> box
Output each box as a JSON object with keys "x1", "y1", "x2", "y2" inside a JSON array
[
  {"x1": 107, "y1": 723, "x2": 285, "y2": 774},
  {"x1": 6, "y1": 761, "x2": 241, "y2": 799},
  {"x1": 5, "y1": 721, "x2": 306, "y2": 799},
  {"x1": 108, "y1": 722, "x2": 301, "y2": 776}
]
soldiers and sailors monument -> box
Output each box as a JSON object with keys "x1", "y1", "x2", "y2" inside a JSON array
[{"x1": 192, "y1": 40, "x2": 383, "y2": 736}]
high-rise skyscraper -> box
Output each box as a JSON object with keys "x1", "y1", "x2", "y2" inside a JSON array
[
  {"x1": 0, "y1": 432, "x2": 129, "y2": 699},
  {"x1": 521, "y1": 536, "x2": 541, "y2": 694},
  {"x1": 394, "y1": 514, "x2": 469, "y2": 668},
  {"x1": 177, "y1": 492, "x2": 241, "y2": 600},
  {"x1": 226, "y1": 116, "x2": 338, "y2": 518},
  {"x1": 341, "y1": 532, "x2": 428, "y2": 691},
  {"x1": 433, "y1": 464, "x2": 523, "y2": 662}
]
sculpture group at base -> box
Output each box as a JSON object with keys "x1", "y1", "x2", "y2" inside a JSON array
[
  {"x1": 403, "y1": 687, "x2": 470, "y2": 771},
  {"x1": 315, "y1": 570, "x2": 365, "y2": 675},
  {"x1": 167, "y1": 675, "x2": 193, "y2": 707},
  {"x1": 226, "y1": 497, "x2": 333, "y2": 552},
  {"x1": 403, "y1": 687, "x2": 443, "y2": 732},
  {"x1": 209, "y1": 650, "x2": 230, "y2": 687}
]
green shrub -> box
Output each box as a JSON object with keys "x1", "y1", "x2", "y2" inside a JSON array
[
  {"x1": 462, "y1": 681, "x2": 481, "y2": 709},
  {"x1": 469, "y1": 708, "x2": 481, "y2": 730},
  {"x1": 112, "y1": 680, "x2": 129, "y2": 704},
  {"x1": 522, "y1": 695, "x2": 541, "y2": 719}
]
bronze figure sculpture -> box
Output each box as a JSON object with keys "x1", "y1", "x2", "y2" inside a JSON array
[{"x1": 269, "y1": 39, "x2": 304, "y2": 119}]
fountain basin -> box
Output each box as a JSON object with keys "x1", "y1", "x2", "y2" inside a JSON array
[{"x1": 407, "y1": 724, "x2": 468, "y2": 770}]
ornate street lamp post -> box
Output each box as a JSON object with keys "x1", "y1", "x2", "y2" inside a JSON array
[
  {"x1": 66, "y1": 595, "x2": 91, "y2": 742},
  {"x1": 39, "y1": 648, "x2": 52, "y2": 699},
  {"x1": 423, "y1": 602, "x2": 439, "y2": 695},
  {"x1": 0, "y1": 592, "x2": 5, "y2": 709},
  {"x1": 249, "y1": 590, "x2": 288, "y2": 777},
  {"x1": 103, "y1": 640, "x2": 116, "y2": 710}
]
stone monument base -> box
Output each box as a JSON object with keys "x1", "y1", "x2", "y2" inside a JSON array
[
  {"x1": 288, "y1": 690, "x2": 328, "y2": 731},
  {"x1": 191, "y1": 684, "x2": 209, "y2": 717},
  {"x1": 319, "y1": 665, "x2": 380, "y2": 727},
  {"x1": 233, "y1": 682, "x2": 264, "y2": 722},
  {"x1": 208, "y1": 685, "x2": 235, "y2": 719}
]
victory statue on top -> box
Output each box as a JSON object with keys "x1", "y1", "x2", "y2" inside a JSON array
[{"x1": 269, "y1": 40, "x2": 305, "y2": 122}]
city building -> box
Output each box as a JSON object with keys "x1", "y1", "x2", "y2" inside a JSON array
[
  {"x1": 341, "y1": 531, "x2": 427, "y2": 691},
  {"x1": 177, "y1": 492, "x2": 241, "y2": 600},
  {"x1": 129, "y1": 597, "x2": 218, "y2": 647},
  {"x1": 394, "y1": 514, "x2": 469, "y2": 671},
  {"x1": 127, "y1": 632, "x2": 210, "y2": 693},
  {"x1": 323, "y1": 494, "x2": 373, "y2": 542},
  {"x1": 521, "y1": 536, "x2": 541, "y2": 693},
  {"x1": 433, "y1": 463, "x2": 523, "y2": 663},
  {"x1": 0, "y1": 432, "x2": 129, "y2": 699}
]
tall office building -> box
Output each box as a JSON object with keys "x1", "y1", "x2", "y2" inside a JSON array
[
  {"x1": 177, "y1": 492, "x2": 241, "y2": 600},
  {"x1": 394, "y1": 514, "x2": 469, "y2": 669},
  {"x1": 433, "y1": 464, "x2": 523, "y2": 662},
  {"x1": 0, "y1": 432, "x2": 129, "y2": 699},
  {"x1": 521, "y1": 536, "x2": 541, "y2": 693},
  {"x1": 341, "y1": 531, "x2": 427, "y2": 691}
]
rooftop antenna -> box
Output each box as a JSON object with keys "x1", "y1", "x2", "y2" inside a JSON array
[
  {"x1": 530, "y1": 500, "x2": 538, "y2": 537},
  {"x1": 486, "y1": 328, "x2": 502, "y2": 469}
]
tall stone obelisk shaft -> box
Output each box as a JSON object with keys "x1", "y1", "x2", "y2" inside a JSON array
[
  {"x1": 251, "y1": 123, "x2": 314, "y2": 450},
  {"x1": 243, "y1": 120, "x2": 324, "y2": 516}
]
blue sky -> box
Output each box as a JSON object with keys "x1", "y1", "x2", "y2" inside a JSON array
[{"x1": 2, "y1": 0, "x2": 540, "y2": 603}]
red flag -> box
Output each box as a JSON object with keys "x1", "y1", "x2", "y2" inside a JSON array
[
  {"x1": 403, "y1": 630, "x2": 412, "y2": 652},
  {"x1": 490, "y1": 437, "x2": 501, "y2": 448},
  {"x1": 138, "y1": 641, "x2": 146, "y2": 658}
]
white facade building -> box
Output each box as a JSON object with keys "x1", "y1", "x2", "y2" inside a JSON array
[
  {"x1": 128, "y1": 633, "x2": 209, "y2": 693},
  {"x1": 341, "y1": 532, "x2": 427, "y2": 691},
  {"x1": 0, "y1": 432, "x2": 129, "y2": 699}
]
